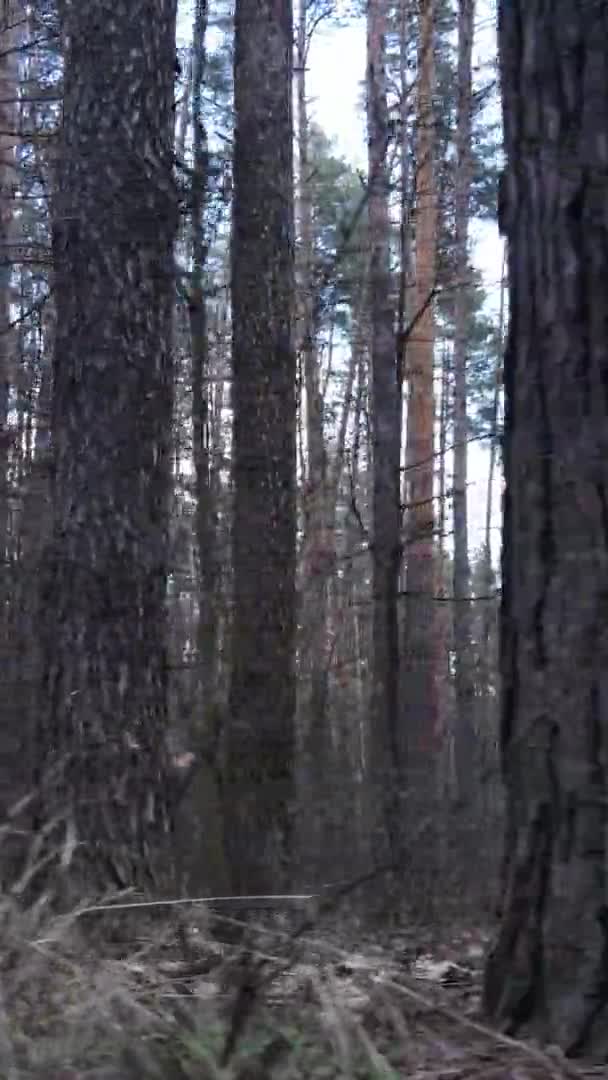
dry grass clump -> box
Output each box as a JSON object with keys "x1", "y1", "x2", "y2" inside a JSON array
[
  {"x1": 0, "y1": 891, "x2": 183, "y2": 1077},
  {"x1": 0, "y1": 888, "x2": 595, "y2": 1080}
]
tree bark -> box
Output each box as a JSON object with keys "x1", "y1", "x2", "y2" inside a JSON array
[
  {"x1": 484, "y1": 2, "x2": 608, "y2": 1056},
  {"x1": 402, "y1": 0, "x2": 438, "y2": 840},
  {"x1": 451, "y1": 0, "x2": 476, "y2": 806},
  {"x1": 225, "y1": 0, "x2": 296, "y2": 895},
  {"x1": 38, "y1": 0, "x2": 178, "y2": 895},
  {"x1": 436, "y1": 344, "x2": 450, "y2": 803},
  {"x1": 397, "y1": 0, "x2": 412, "y2": 355},
  {"x1": 367, "y1": 0, "x2": 402, "y2": 878},
  {"x1": 188, "y1": 0, "x2": 220, "y2": 717},
  {"x1": 0, "y1": 2, "x2": 20, "y2": 636}
]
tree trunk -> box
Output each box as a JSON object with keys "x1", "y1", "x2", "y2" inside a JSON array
[
  {"x1": 451, "y1": 0, "x2": 476, "y2": 807},
  {"x1": 0, "y1": 2, "x2": 19, "y2": 635},
  {"x1": 483, "y1": 246, "x2": 506, "y2": 576},
  {"x1": 484, "y1": 2, "x2": 608, "y2": 1056},
  {"x1": 38, "y1": 0, "x2": 178, "y2": 895},
  {"x1": 225, "y1": 0, "x2": 296, "y2": 895},
  {"x1": 189, "y1": 0, "x2": 220, "y2": 716},
  {"x1": 397, "y1": 0, "x2": 412, "y2": 354},
  {"x1": 480, "y1": 245, "x2": 505, "y2": 703},
  {"x1": 402, "y1": 0, "x2": 438, "y2": 852},
  {"x1": 367, "y1": 0, "x2": 402, "y2": 880},
  {"x1": 294, "y1": 0, "x2": 333, "y2": 885},
  {"x1": 436, "y1": 344, "x2": 451, "y2": 805}
]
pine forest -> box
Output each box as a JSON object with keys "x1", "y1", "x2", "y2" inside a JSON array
[{"x1": 0, "y1": 0, "x2": 607, "y2": 1074}]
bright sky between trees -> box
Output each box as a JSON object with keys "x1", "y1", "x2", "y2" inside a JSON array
[{"x1": 307, "y1": 1, "x2": 503, "y2": 562}]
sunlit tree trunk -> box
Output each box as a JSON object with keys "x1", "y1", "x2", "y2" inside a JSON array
[
  {"x1": 225, "y1": 0, "x2": 296, "y2": 894},
  {"x1": 38, "y1": 0, "x2": 178, "y2": 894},
  {"x1": 484, "y1": 2, "x2": 608, "y2": 1055},
  {"x1": 402, "y1": 0, "x2": 438, "y2": 846}
]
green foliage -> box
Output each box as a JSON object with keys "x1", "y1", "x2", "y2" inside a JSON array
[
  {"x1": 467, "y1": 315, "x2": 503, "y2": 442},
  {"x1": 308, "y1": 124, "x2": 368, "y2": 330},
  {"x1": 471, "y1": 117, "x2": 501, "y2": 220},
  {"x1": 436, "y1": 268, "x2": 503, "y2": 443}
]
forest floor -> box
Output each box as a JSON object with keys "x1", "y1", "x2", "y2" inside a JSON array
[{"x1": 0, "y1": 894, "x2": 606, "y2": 1080}]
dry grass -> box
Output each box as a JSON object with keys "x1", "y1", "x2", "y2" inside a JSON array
[{"x1": 0, "y1": 889, "x2": 601, "y2": 1080}]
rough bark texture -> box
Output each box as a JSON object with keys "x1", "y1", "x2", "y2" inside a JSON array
[
  {"x1": 484, "y1": 2, "x2": 608, "y2": 1056},
  {"x1": 367, "y1": 0, "x2": 402, "y2": 877},
  {"x1": 225, "y1": 0, "x2": 296, "y2": 894},
  {"x1": 38, "y1": 0, "x2": 178, "y2": 894},
  {"x1": 451, "y1": 0, "x2": 476, "y2": 805},
  {"x1": 402, "y1": 0, "x2": 438, "y2": 835}
]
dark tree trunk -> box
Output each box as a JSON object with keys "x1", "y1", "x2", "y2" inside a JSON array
[
  {"x1": 189, "y1": 0, "x2": 220, "y2": 715},
  {"x1": 38, "y1": 0, "x2": 178, "y2": 895},
  {"x1": 367, "y1": 0, "x2": 402, "y2": 878},
  {"x1": 0, "y1": 1, "x2": 19, "y2": 642},
  {"x1": 451, "y1": 0, "x2": 476, "y2": 807},
  {"x1": 484, "y1": 2, "x2": 608, "y2": 1057},
  {"x1": 224, "y1": 0, "x2": 296, "y2": 895}
]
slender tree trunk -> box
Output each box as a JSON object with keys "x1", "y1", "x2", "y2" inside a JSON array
[
  {"x1": 294, "y1": 0, "x2": 333, "y2": 883},
  {"x1": 402, "y1": 0, "x2": 438, "y2": 850},
  {"x1": 436, "y1": 343, "x2": 450, "y2": 795},
  {"x1": 225, "y1": 0, "x2": 296, "y2": 894},
  {"x1": 451, "y1": 0, "x2": 476, "y2": 807},
  {"x1": 0, "y1": 1, "x2": 20, "y2": 837},
  {"x1": 479, "y1": 244, "x2": 506, "y2": 764},
  {"x1": 0, "y1": 2, "x2": 19, "y2": 633},
  {"x1": 343, "y1": 335, "x2": 371, "y2": 871},
  {"x1": 397, "y1": 0, "x2": 412, "y2": 355},
  {"x1": 484, "y1": 3, "x2": 608, "y2": 1055},
  {"x1": 176, "y1": 0, "x2": 229, "y2": 900},
  {"x1": 189, "y1": 0, "x2": 219, "y2": 714},
  {"x1": 483, "y1": 245, "x2": 506, "y2": 577},
  {"x1": 38, "y1": 0, "x2": 178, "y2": 895},
  {"x1": 367, "y1": 0, "x2": 402, "y2": 880},
  {"x1": 175, "y1": 52, "x2": 193, "y2": 162}
]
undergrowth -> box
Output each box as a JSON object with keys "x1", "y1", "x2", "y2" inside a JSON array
[{"x1": 0, "y1": 888, "x2": 593, "y2": 1079}]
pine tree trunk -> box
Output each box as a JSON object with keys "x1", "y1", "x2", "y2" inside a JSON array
[
  {"x1": 483, "y1": 247, "x2": 505, "y2": 575},
  {"x1": 402, "y1": 0, "x2": 438, "y2": 850},
  {"x1": 367, "y1": 0, "x2": 402, "y2": 879},
  {"x1": 0, "y1": 2, "x2": 19, "y2": 635},
  {"x1": 38, "y1": 0, "x2": 179, "y2": 895},
  {"x1": 225, "y1": 0, "x2": 296, "y2": 895},
  {"x1": 484, "y1": 3, "x2": 608, "y2": 1056},
  {"x1": 436, "y1": 345, "x2": 451, "y2": 804},
  {"x1": 295, "y1": 0, "x2": 333, "y2": 884},
  {"x1": 397, "y1": 0, "x2": 412, "y2": 349},
  {"x1": 480, "y1": 246, "x2": 505, "y2": 697},
  {"x1": 451, "y1": 0, "x2": 476, "y2": 807},
  {"x1": 189, "y1": 0, "x2": 220, "y2": 714}
]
